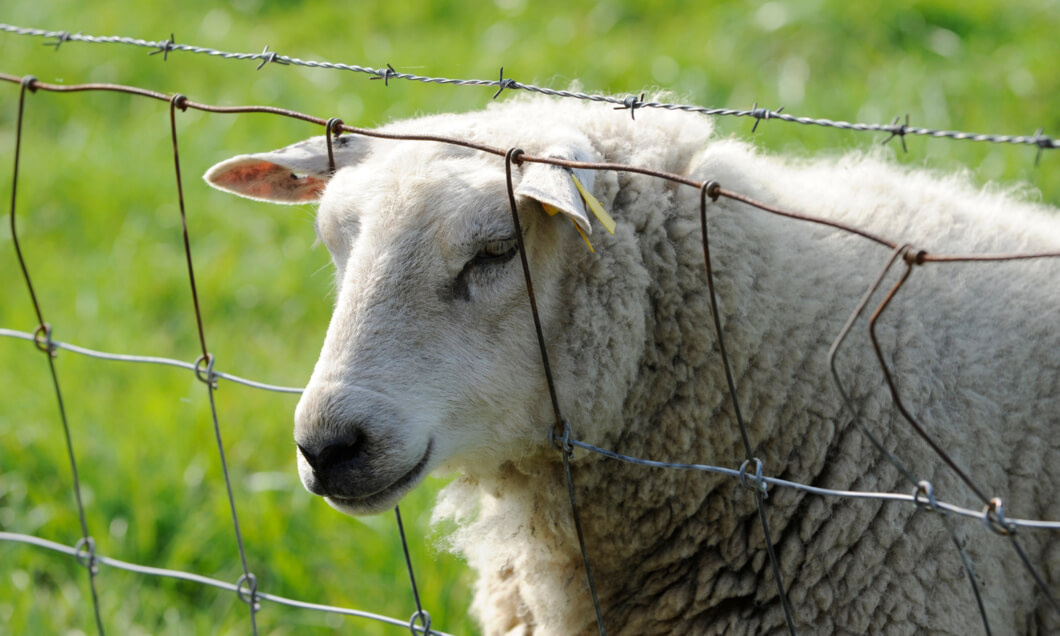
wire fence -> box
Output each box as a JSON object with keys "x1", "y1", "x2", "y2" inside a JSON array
[
  {"x1": 1, "y1": 24, "x2": 1059, "y2": 636},
  {"x1": 0, "y1": 22, "x2": 1058, "y2": 158}
]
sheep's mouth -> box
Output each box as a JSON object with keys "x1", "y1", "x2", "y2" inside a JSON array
[{"x1": 325, "y1": 439, "x2": 434, "y2": 515}]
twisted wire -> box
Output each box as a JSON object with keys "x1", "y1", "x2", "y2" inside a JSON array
[{"x1": 0, "y1": 23, "x2": 1056, "y2": 153}]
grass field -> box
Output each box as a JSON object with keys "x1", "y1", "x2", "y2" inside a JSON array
[{"x1": 1, "y1": 1, "x2": 1057, "y2": 634}]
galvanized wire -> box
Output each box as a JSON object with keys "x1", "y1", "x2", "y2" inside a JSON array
[
  {"x1": 394, "y1": 506, "x2": 434, "y2": 636},
  {"x1": 564, "y1": 439, "x2": 1060, "y2": 531},
  {"x1": 0, "y1": 328, "x2": 304, "y2": 393},
  {"x1": 2, "y1": 69, "x2": 1059, "y2": 634},
  {"x1": 0, "y1": 532, "x2": 451, "y2": 636},
  {"x1": 0, "y1": 22, "x2": 1057, "y2": 154},
  {"x1": 2, "y1": 326, "x2": 1055, "y2": 534}
]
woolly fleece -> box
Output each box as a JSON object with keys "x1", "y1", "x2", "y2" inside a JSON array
[{"x1": 210, "y1": 97, "x2": 1060, "y2": 635}]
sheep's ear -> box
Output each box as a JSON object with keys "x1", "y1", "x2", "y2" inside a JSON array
[
  {"x1": 204, "y1": 135, "x2": 367, "y2": 204},
  {"x1": 514, "y1": 147, "x2": 597, "y2": 236}
]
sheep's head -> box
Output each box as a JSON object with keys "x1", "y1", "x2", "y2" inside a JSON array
[{"x1": 205, "y1": 126, "x2": 606, "y2": 515}]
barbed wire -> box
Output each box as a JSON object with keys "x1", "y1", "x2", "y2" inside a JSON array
[
  {"x1": 2, "y1": 70, "x2": 1058, "y2": 635},
  {"x1": 0, "y1": 22, "x2": 1057, "y2": 156}
]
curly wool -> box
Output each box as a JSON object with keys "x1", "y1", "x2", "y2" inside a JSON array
[{"x1": 425, "y1": 97, "x2": 1060, "y2": 635}]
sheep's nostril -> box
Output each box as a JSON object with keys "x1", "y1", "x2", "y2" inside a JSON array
[
  {"x1": 309, "y1": 430, "x2": 368, "y2": 475},
  {"x1": 297, "y1": 443, "x2": 321, "y2": 471}
]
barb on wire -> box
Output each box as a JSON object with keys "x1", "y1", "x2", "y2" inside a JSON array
[
  {"x1": 1, "y1": 22, "x2": 1057, "y2": 154},
  {"x1": 43, "y1": 30, "x2": 74, "y2": 50},
  {"x1": 256, "y1": 44, "x2": 289, "y2": 71},
  {"x1": 749, "y1": 102, "x2": 784, "y2": 133},
  {"x1": 1034, "y1": 128, "x2": 1049, "y2": 167},
  {"x1": 883, "y1": 114, "x2": 910, "y2": 152},
  {"x1": 369, "y1": 63, "x2": 398, "y2": 86},
  {"x1": 492, "y1": 67, "x2": 517, "y2": 100},
  {"x1": 613, "y1": 92, "x2": 645, "y2": 120},
  {"x1": 148, "y1": 33, "x2": 176, "y2": 61}
]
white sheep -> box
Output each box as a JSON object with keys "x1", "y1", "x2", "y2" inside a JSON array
[{"x1": 205, "y1": 97, "x2": 1060, "y2": 635}]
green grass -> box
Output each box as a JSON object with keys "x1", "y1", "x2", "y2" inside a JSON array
[{"x1": 1, "y1": 1, "x2": 1057, "y2": 634}]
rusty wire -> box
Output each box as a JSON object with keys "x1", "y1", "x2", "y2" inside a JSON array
[
  {"x1": 166, "y1": 90, "x2": 260, "y2": 633},
  {"x1": 825, "y1": 246, "x2": 996, "y2": 634},
  {"x1": 504, "y1": 147, "x2": 608, "y2": 635},
  {"x1": 699, "y1": 182, "x2": 797, "y2": 634},
  {"x1": 863, "y1": 252, "x2": 1060, "y2": 618},
  {"x1": 7, "y1": 74, "x2": 106, "y2": 636},
  {"x1": 2, "y1": 72, "x2": 1059, "y2": 634},
  {"x1": 1, "y1": 22, "x2": 1058, "y2": 157}
]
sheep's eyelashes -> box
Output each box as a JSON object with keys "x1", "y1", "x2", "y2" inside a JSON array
[
  {"x1": 450, "y1": 238, "x2": 519, "y2": 301},
  {"x1": 471, "y1": 238, "x2": 519, "y2": 267}
]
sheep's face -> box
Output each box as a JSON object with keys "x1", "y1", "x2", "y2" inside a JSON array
[{"x1": 205, "y1": 131, "x2": 600, "y2": 514}]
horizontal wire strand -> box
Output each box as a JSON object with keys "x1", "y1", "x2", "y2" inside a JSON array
[
  {"x1": 2, "y1": 325, "x2": 1055, "y2": 531},
  {"x1": 0, "y1": 328, "x2": 304, "y2": 393},
  {"x1": 0, "y1": 532, "x2": 450, "y2": 636},
  {"x1": 0, "y1": 23, "x2": 1056, "y2": 152}
]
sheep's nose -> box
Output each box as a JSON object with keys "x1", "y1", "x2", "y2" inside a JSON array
[{"x1": 297, "y1": 430, "x2": 368, "y2": 495}]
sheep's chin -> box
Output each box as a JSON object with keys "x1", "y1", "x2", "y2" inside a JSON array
[{"x1": 323, "y1": 440, "x2": 434, "y2": 516}]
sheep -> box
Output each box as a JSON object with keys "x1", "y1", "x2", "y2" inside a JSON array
[{"x1": 204, "y1": 96, "x2": 1060, "y2": 635}]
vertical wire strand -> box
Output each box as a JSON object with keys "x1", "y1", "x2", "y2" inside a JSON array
[
  {"x1": 699, "y1": 184, "x2": 797, "y2": 635},
  {"x1": 1007, "y1": 535, "x2": 1060, "y2": 615},
  {"x1": 504, "y1": 148, "x2": 607, "y2": 635},
  {"x1": 866, "y1": 257, "x2": 991, "y2": 504},
  {"x1": 168, "y1": 94, "x2": 258, "y2": 634},
  {"x1": 394, "y1": 506, "x2": 432, "y2": 635},
  {"x1": 559, "y1": 428, "x2": 606, "y2": 635},
  {"x1": 8, "y1": 75, "x2": 106, "y2": 635},
  {"x1": 866, "y1": 255, "x2": 1058, "y2": 617},
  {"x1": 827, "y1": 246, "x2": 993, "y2": 635}
]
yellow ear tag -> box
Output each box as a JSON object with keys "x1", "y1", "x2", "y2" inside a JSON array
[
  {"x1": 541, "y1": 202, "x2": 595, "y2": 252},
  {"x1": 570, "y1": 173, "x2": 616, "y2": 235}
]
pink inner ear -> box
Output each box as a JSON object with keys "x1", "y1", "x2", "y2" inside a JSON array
[{"x1": 215, "y1": 161, "x2": 325, "y2": 202}]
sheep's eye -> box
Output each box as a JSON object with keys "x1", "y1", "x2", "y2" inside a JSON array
[
  {"x1": 472, "y1": 238, "x2": 519, "y2": 266},
  {"x1": 451, "y1": 237, "x2": 520, "y2": 301}
]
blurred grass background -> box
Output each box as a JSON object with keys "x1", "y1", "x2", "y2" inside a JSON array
[{"x1": 1, "y1": 0, "x2": 1057, "y2": 634}]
